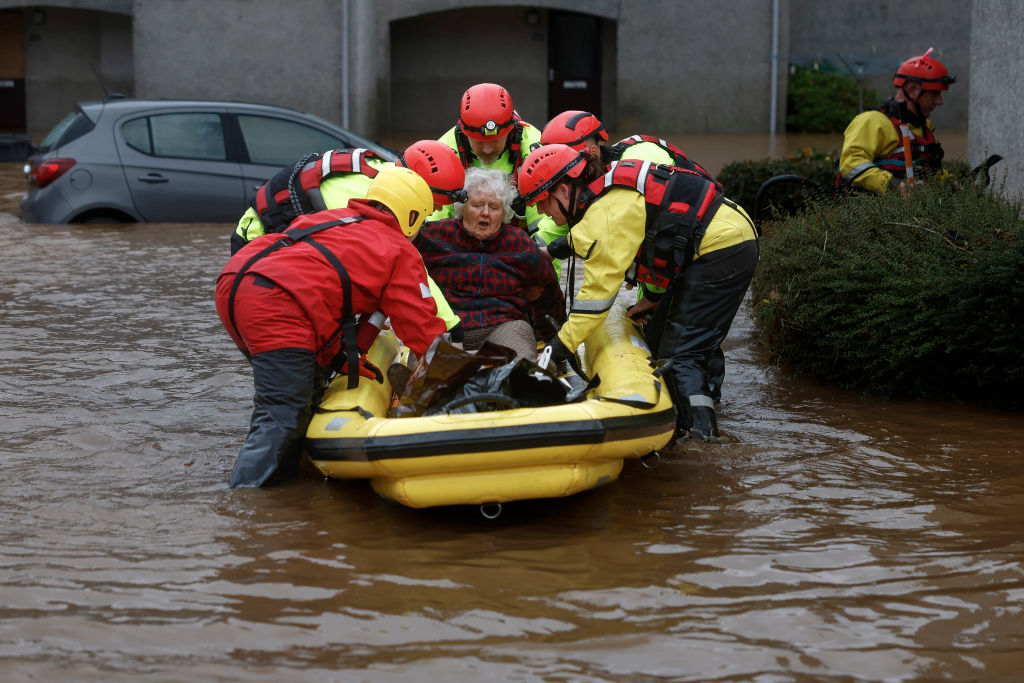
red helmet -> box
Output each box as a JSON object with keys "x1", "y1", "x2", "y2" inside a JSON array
[
  {"x1": 397, "y1": 140, "x2": 467, "y2": 205},
  {"x1": 541, "y1": 110, "x2": 608, "y2": 150},
  {"x1": 517, "y1": 144, "x2": 589, "y2": 206},
  {"x1": 893, "y1": 48, "x2": 956, "y2": 91},
  {"x1": 458, "y1": 83, "x2": 516, "y2": 141}
]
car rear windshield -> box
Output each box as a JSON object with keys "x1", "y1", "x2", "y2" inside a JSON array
[{"x1": 38, "y1": 109, "x2": 96, "y2": 152}]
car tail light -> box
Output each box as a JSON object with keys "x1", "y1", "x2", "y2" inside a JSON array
[{"x1": 28, "y1": 158, "x2": 76, "y2": 189}]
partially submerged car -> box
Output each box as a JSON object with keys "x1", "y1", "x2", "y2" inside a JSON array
[{"x1": 21, "y1": 97, "x2": 396, "y2": 223}]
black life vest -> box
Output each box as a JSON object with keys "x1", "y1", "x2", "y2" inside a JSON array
[
  {"x1": 251, "y1": 149, "x2": 384, "y2": 234},
  {"x1": 576, "y1": 160, "x2": 726, "y2": 289},
  {"x1": 453, "y1": 116, "x2": 528, "y2": 176},
  {"x1": 605, "y1": 135, "x2": 722, "y2": 190},
  {"x1": 226, "y1": 216, "x2": 366, "y2": 389}
]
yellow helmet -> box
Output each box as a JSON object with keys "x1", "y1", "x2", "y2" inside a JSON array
[{"x1": 366, "y1": 165, "x2": 434, "y2": 238}]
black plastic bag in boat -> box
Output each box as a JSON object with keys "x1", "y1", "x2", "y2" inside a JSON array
[{"x1": 392, "y1": 339, "x2": 585, "y2": 417}]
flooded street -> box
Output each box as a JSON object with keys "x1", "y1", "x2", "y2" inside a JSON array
[{"x1": 3, "y1": 140, "x2": 1024, "y2": 681}]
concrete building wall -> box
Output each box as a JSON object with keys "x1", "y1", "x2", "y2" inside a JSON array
[
  {"x1": 133, "y1": 0, "x2": 347, "y2": 122},
  {"x1": 382, "y1": 0, "x2": 781, "y2": 136},
  {"x1": 0, "y1": 0, "x2": 130, "y2": 10},
  {"x1": 17, "y1": 6, "x2": 132, "y2": 131},
  {"x1": 969, "y1": 1, "x2": 1023, "y2": 200},
  {"x1": 621, "y1": 0, "x2": 785, "y2": 133},
  {"x1": 3, "y1": 0, "x2": 984, "y2": 147},
  {"x1": 788, "y1": 0, "x2": 970, "y2": 130},
  {"x1": 371, "y1": 0, "x2": 620, "y2": 142},
  {"x1": 389, "y1": 6, "x2": 550, "y2": 136}
]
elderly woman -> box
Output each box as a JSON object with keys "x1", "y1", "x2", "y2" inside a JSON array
[{"x1": 415, "y1": 167, "x2": 564, "y2": 359}]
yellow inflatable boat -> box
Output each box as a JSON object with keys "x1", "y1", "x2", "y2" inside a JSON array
[{"x1": 305, "y1": 304, "x2": 676, "y2": 510}]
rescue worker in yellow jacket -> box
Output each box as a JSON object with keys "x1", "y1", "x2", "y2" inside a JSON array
[
  {"x1": 537, "y1": 110, "x2": 720, "y2": 275},
  {"x1": 838, "y1": 48, "x2": 955, "y2": 193},
  {"x1": 517, "y1": 144, "x2": 758, "y2": 442}
]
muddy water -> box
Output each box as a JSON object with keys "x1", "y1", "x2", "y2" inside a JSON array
[{"x1": 3, "y1": 136, "x2": 1024, "y2": 681}]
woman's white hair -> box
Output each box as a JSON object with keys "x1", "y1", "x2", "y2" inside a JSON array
[{"x1": 453, "y1": 167, "x2": 516, "y2": 224}]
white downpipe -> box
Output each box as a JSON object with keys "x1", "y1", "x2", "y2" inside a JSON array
[
  {"x1": 341, "y1": 0, "x2": 350, "y2": 129},
  {"x1": 769, "y1": 0, "x2": 780, "y2": 136}
]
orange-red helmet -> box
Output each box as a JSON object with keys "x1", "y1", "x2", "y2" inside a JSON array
[
  {"x1": 397, "y1": 140, "x2": 467, "y2": 205},
  {"x1": 893, "y1": 48, "x2": 956, "y2": 91},
  {"x1": 517, "y1": 144, "x2": 589, "y2": 206},
  {"x1": 458, "y1": 83, "x2": 516, "y2": 141},
  {"x1": 541, "y1": 110, "x2": 608, "y2": 151}
]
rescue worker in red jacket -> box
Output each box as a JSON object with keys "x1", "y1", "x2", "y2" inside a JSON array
[
  {"x1": 215, "y1": 166, "x2": 447, "y2": 487},
  {"x1": 838, "y1": 48, "x2": 955, "y2": 193},
  {"x1": 517, "y1": 144, "x2": 758, "y2": 442}
]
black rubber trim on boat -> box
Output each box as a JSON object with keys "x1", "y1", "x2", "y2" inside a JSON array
[{"x1": 305, "y1": 407, "x2": 677, "y2": 462}]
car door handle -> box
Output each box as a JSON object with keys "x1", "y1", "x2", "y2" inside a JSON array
[{"x1": 138, "y1": 173, "x2": 168, "y2": 184}]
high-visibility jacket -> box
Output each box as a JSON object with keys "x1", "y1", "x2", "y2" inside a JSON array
[
  {"x1": 219, "y1": 201, "x2": 446, "y2": 366},
  {"x1": 233, "y1": 149, "x2": 389, "y2": 252},
  {"x1": 838, "y1": 98, "x2": 943, "y2": 193},
  {"x1": 556, "y1": 161, "x2": 756, "y2": 351}
]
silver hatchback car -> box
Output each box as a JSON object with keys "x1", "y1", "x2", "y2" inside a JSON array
[{"x1": 21, "y1": 97, "x2": 396, "y2": 223}]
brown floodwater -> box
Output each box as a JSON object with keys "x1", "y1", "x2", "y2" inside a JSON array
[{"x1": 3, "y1": 131, "x2": 1022, "y2": 681}]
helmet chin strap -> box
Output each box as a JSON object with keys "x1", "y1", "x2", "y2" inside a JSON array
[
  {"x1": 896, "y1": 88, "x2": 927, "y2": 127},
  {"x1": 558, "y1": 184, "x2": 580, "y2": 227},
  {"x1": 899, "y1": 85, "x2": 923, "y2": 117}
]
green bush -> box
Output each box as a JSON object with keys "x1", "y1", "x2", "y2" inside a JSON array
[
  {"x1": 719, "y1": 156, "x2": 981, "y2": 225},
  {"x1": 751, "y1": 181, "x2": 1024, "y2": 407},
  {"x1": 786, "y1": 61, "x2": 879, "y2": 133}
]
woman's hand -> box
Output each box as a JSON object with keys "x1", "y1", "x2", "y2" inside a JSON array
[
  {"x1": 408, "y1": 353, "x2": 430, "y2": 385},
  {"x1": 524, "y1": 285, "x2": 544, "y2": 301}
]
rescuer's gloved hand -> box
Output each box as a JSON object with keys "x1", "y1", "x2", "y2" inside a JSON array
[
  {"x1": 540, "y1": 335, "x2": 572, "y2": 368},
  {"x1": 340, "y1": 354, "x2": 383, "y2": 383},
  {"x1": 547, "y1": 236, "x2": 571, "y2": 260}
]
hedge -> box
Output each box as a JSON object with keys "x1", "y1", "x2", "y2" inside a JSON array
[{"x1": 750, "y1": 180, "x2": 1024, "y2": 407}]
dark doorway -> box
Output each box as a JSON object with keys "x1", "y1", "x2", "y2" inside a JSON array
[
  {"x1": 547, "y1": 10, "x2": 601, "y2": 121},
  {"x1": 0, "y1": 10, "x2": 26, "y2": 131}
]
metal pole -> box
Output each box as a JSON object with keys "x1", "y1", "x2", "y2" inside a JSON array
[
  {"x1": 341, "y1": 0, "x2": 350, "y2": 129},
  {"x1": 769, "y1": 0, "x2": 780, "y2": 135}
]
